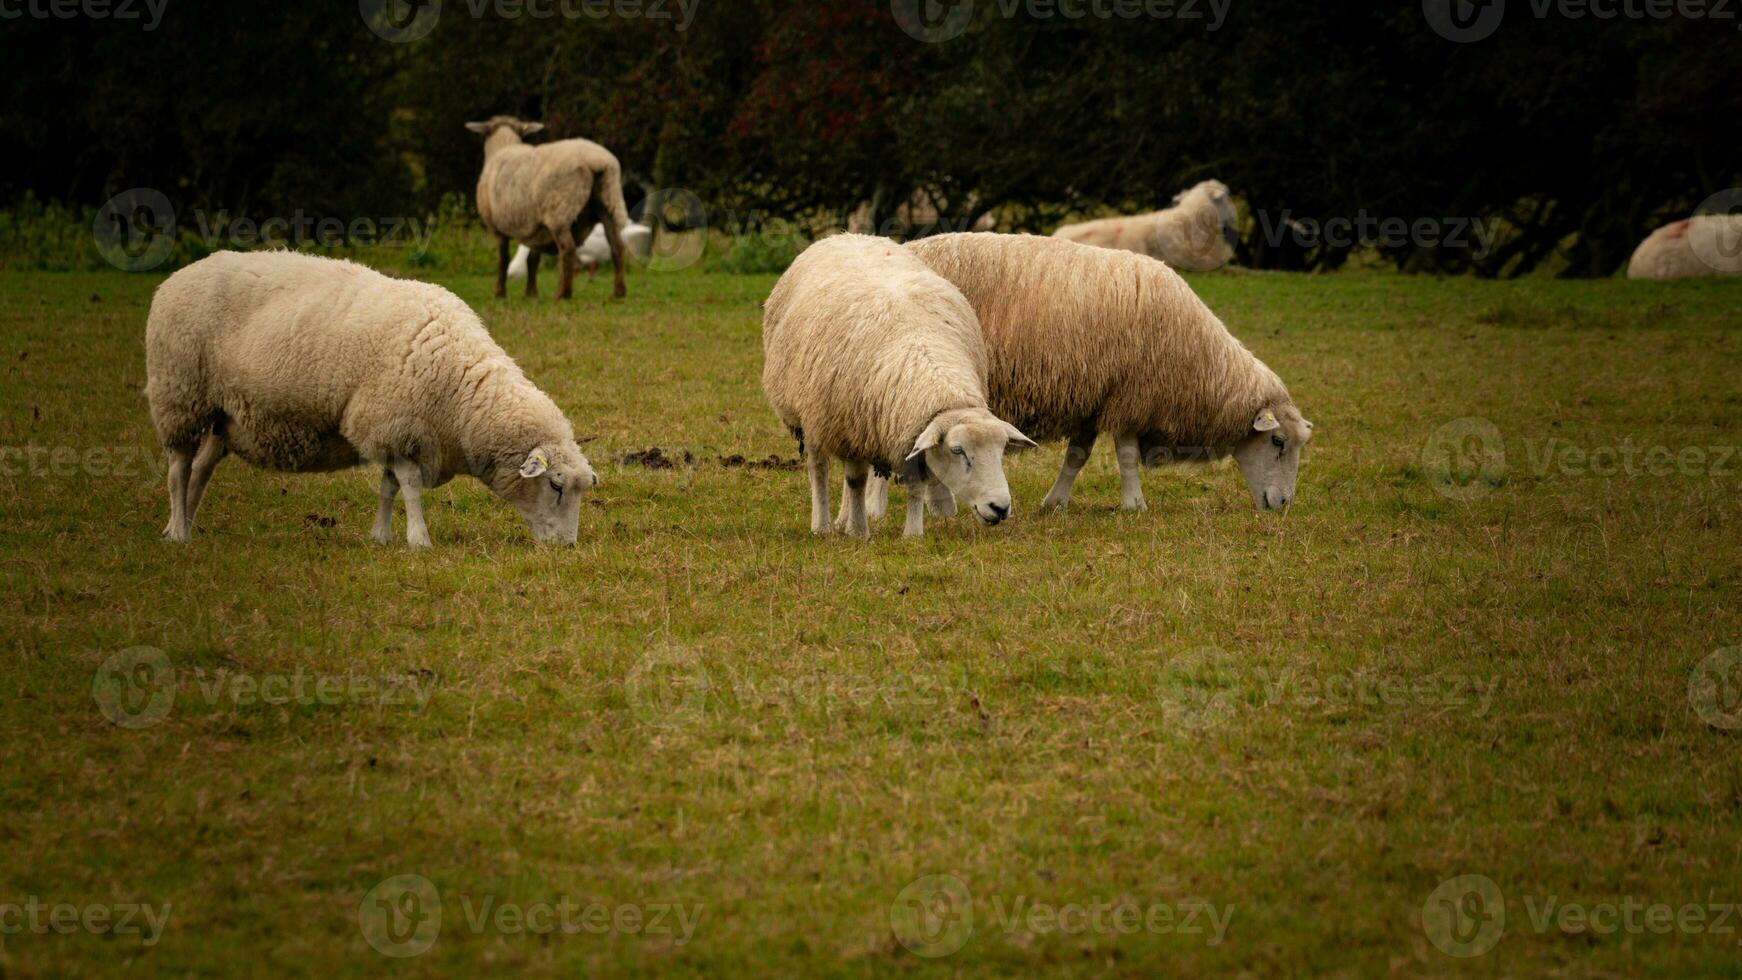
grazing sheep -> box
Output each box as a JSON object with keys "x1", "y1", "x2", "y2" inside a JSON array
[
  {"x1": 508, "y1": 222, "x2": 654, "y2": 280},
  {"x1": 1626, "y1": 214, "x2": 1742, "y2": 279},
  {"x1": 465, "y1": 115, "x2": 632, "y2": 300},
  {"x1": 896, "y1": 233, "x2": 1312, "y2": 515},
  {"x1": 1052, "y1": 179, "x2": 1239, "y2": 272},
  {"x1": 760, "y1": 234, "x2": 1036, "y2": 539},
  {"x1": 145, "y1": 251, "x2": 597, "y2": 547}
]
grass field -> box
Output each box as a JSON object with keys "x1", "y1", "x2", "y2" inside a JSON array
[{"x1": 1, "y1": 259, "x2": 1740, "y2": 976}]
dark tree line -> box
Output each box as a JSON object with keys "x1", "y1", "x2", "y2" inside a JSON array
[{"x1": 3, "y1": 0, "x2": 1735, "y2": 276}]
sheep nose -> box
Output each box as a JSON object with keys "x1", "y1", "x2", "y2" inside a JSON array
[{"x1": 987, "y1": 501, "x2": 1009, "y2": 521}]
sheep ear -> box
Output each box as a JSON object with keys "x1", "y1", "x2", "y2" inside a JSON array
[
  {"x1": 518, "y1": 449, "x2": 550, "y2": 479},
  {"x1": 520, "y1": 122, "x2": 545, "y2": 135},
  {"x1": 465, "y1": 121, "x2": 493, "y2": 134},
  {"x1": 1000, "y1": 421, "x2": 1039, "y2": 452},
  {"x1": 906, "y1": 420, "x2": 944, "y2": 461},
  {"x1": 1253, "y1": 409, "x2": 1280, "y2": 432}
]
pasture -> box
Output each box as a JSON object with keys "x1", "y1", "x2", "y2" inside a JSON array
[{"x1": 2, "y1": 262, "x2": 1739, "y2": 975}]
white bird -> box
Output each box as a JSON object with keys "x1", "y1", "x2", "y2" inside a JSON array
[{"x1": 507, "y1": 222, "x2": 654, "y2": 279}]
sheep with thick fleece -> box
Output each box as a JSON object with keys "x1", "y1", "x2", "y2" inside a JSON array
[
  {"x1": 899, "y1": 233, "x2": 1312, "y2": 515},
  {"x1": 466, "y1": 115, "x2": 632, "y2": 300},
  {"x1": 761, "y1": 234, "x2": 1035, "y2": 539},
  {"x1": 508, "y1": 222, "x2": 653, "y2": 280},
  {"x1": 1052, "y1": 179, "x2": 1238, "y2": 272},
  {"x1": 146, "y1": 251, "x2": 597, "y2": 547},
  {"x1": 1626, "y1": 214, "x2": 1742, "y2": 279}
]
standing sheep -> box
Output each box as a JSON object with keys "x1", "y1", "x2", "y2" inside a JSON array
[
  {"x1": 1625, "y1": 213, "x2": 1742, "y2": 279},
  {"x1": 761, "y1": 234, "x2": 1036, "y2": 539},
  {"x1": 146, "y1": 251, "x2": 597, "y2": 547},
  {"x1": 897, "y1": 233, "x2": 1312, "y2": 515},
  {"x1": 1052, "y1": 179, "x2": 1239, "y2": 272},
  {"x1": 466, "y1": 115, "x2": 632, "y2": 300}
]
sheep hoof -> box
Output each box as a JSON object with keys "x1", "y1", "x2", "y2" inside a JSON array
[
  {"x1": 407, "y1": 532, "x2": 433, "y2": 549},
  {"x1": 1040, "y1": 495, "x2": 1068, "y2": 512},
  {"x1": 1120, "y1": 499, "x2": 1148, "y2": 513},
  {"x1": 371, "y1": 527, "x2": 395, "y2": 546}
]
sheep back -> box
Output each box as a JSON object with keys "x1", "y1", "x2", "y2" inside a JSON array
[{"x1": 477, "y1": 138, "x2": 629, "y2": 245}]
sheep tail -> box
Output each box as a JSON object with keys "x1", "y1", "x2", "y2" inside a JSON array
[{"x1": 597, "y1": 163, "x2": 631, "y2": 232}]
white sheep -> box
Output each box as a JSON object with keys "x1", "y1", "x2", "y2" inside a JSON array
[
  {"x1": 507, "y1": 222, "x2": 654, "y2": 280},
  {"x1": 1626, "y1": 214, "x2": 1742, "y2": 279},
  {"x1": 465, "y1": 115, "x2": 632, "y2": 299},
  {"x1": 877, "y1": 233, "x2": 1312, "y2": 515},
  {"x1": 1052, "y1": 179, "x2": 1239, "y2": 272},
  {"x1": 760, "y1": 234, "x2": 1036, "y2": 539},
  {"x1": 145, "y1": 250, "x2": 597, "y2": 547}
]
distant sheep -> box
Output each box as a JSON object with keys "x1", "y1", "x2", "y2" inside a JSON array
[
  {"x1": 1626, "y1": 214, "x2": 1742, "y2": 279},
  {"x1": 145, "y1": 251, "x2": 597, "y2": 547},
  {"x1": 902, "y1": 233, "x2": 1312, "y2": 514},
  {"x1": 1052, "y1": 179, "x2": 1238, "y2": 272},
  {"x1": 508, "y1": 222, "x2": 654, "y2": 280},
  {"x1": 760, "y1": 234, "x2": 1035, "y2": 539},
  {"x1": 466, "y1": 115, "x2": 632, "y2": 299}
]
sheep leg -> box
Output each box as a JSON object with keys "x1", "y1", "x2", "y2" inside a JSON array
[
  {"x1": 1041, "y1": 429, "x2": 1097, "y2": 511},
  {"x1": 555, "y1": 227, "x2": 578, "y2": 300},
  {"x1": 841, "y1": 461, "x2": 872, "y2": 540},
  {"x1": 370, "y1": 467, "x2": 400, "y2": 546},
  {"x1": 925, "y1": 479, "x2": 956, "y2": 517},
  {"x1": 182, "y1": 430, "x2": 229, "y2": 530},
  {"x1": 162, "y1": 446, "x2": 193, "y2": 542},
  {"x1": 602, "y1": 217, "x2": 628, "y2": 299},
  {"x1": 1115, "y1": 432, "x2": 1147, "y2": 512},
  {"x1": 523, "y1": 249, "x2": 541, "y2": 298},
  {"x1": 494, "y1": 235, "x2": 511, "y2": 298},
  {"x1": 806, "y1": 452, "x2": 832, "y2": 535},
  {"x1": 903, "y1": 482, "x2": 927, "y2": 538},
  {"x1": 867, "y1": 474, "x2": 889, "y2": 521},
  {"x1": 392, "y1": 459, "x2": 433, "y2": 548}
]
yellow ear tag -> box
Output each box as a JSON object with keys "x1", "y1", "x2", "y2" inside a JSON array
[{"x1": 532, "y1": 450, "x2": 550, "y2": 469}]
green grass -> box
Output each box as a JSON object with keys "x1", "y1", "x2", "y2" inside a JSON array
[{"x1": 1, "y1": 260, "x2": 1740, "y2": 976}]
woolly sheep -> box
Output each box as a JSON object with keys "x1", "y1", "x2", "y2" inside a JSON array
[
  {"x1": 1625, "y1": 214, "x2": 1742, "y2": 279},
  {"x1": 466, "y1": 115, "x2": 632, "y2": 300},
  {"x1": 508, "y1": 222, "x2": 654, "y2": 280},
  {"x1": 1052, "y1": 179, "x2": 1239, "y2": 272},
  {"x1": 897, "y1": 233, "x2": 1313, "y2": 515},
  {"x1": 760, "y1": 234, "x2": 1036, "y2": 539},
  {"x1": 145, "y1": 251, "x2": 597, "y2": 547}
]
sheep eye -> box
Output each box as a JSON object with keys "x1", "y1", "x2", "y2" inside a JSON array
[
  {"x1": 549, "y1": 479, "x2": 564, "y2": 501},
  {"x1": 1270, "y1": 435, "x2": 1286, "y2": 449},
  {"x1": 950, "y1": 445, "x2": 967, "y2": 457}
]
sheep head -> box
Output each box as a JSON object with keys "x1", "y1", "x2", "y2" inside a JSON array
[
  {"x1": 464, "y1": 116, "x2": 546, "y2": 154},
  {"x1": 495, "y1": 442, "x2": 596, "y2": 545},
  {"x1": 1230, "y1": 405, "x2": 1313, "y2": 513},
  {"x1": 906, "y1": 408, "x2": 1036, "y2": 527}
]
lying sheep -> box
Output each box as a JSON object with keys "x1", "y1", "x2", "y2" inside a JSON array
[
  {"x1": 761, "y1": 234, "x2": 1036, "y2": 539},
  {"x1": 145, "y1": 251, "x2": 597, "y2": 547},
  {"x1": 890, "y1": 233, "x2": 1312, "y2": 515},
  {"x1": 508, "y1": 222, "x2": 654, "y2": 280},
  {"x1": 466, "y1": 115, "x2": 632, "y2": 299},
  {"x1": 1052, "y1": 179, "x2": 1239, "y2": 272},
  {"x1": 1626, "y1": 213, "x2": 1742, "y2": 279}
]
